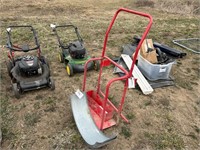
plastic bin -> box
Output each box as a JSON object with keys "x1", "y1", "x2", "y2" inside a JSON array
[{"x1": 137, "y1": 54, "x2": 174, "y2": 81}]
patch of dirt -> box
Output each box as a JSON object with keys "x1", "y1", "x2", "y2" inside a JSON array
[{"x1": 0, "y1": 0, "x2": 199, "y2": 149}]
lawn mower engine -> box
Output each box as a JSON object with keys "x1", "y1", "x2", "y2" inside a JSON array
[
  {"x1": 68, "y1": 41, "x2": 86, "y2": 59},
  {"x1": 18, "y1": 55, "x2": 42, "y2": 76}
]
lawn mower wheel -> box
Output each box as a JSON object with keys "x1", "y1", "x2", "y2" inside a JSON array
[{"x1": 66, "y1": 64, "x2": 73, "y2": 76}]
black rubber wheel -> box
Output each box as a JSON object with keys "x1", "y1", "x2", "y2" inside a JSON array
[
  {"x1": 66, "y1": 64, "x2": 74, "y2": 77},
  {"x1": 48, "y1": 77, "x2": 55, "y2": 90},
  {"x1": 12, "y1": 83, "x2": 20, "y2": 99},
  {"x1": 93, "y1": 60, "x2": 100, "y2": 71},
  {"x1": 58, "y1": 52, "x2": 64, "y2": 63},
  {"x1": 7, "y1": 61, "x2": 13, "y2": 77}
]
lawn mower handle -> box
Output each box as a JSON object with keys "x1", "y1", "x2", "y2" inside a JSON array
[
  {"x1": 6, "y1": 25, "x2": 40, "y2": 52},
  {"x1": 8, "y1": 25, "x2": 34, "y2": 29},
  {"x1": 51, "y1": 24, "x2": 83, "y2": 49},
  {"x1": 102, "y1": 7, "x2": 153, "y2": 77},
  {"x1": 52, "y1": 24, "x2": 77, "y2": 29}
]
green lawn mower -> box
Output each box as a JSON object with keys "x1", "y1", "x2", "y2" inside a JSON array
[{"x1": 50, "y1": 24, "x2": 99, "y2": 76}]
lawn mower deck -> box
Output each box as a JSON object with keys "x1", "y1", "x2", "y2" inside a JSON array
[{"x1": 6, "y1": 25, "x2": 55, "y2": 98}]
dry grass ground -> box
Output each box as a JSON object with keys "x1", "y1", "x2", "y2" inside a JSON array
[{"x1": 0, "y1": 0, "x2": 199, "y2": 149}]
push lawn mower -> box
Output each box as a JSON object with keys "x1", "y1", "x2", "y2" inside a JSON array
[
  {"x1": 6, "y1": 25, "x2": 55, "y2": 99},
  {"x1": 50, "y1": 24, "x2": 99, "y2": 76}
]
